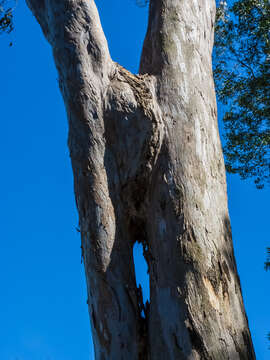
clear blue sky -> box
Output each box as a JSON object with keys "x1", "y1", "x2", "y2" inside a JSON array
[{"x1": 0, "y1": 1, "x2": 269, "y2": 359}]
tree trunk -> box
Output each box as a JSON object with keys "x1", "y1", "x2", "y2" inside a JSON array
[{"x1": 26, "y1": 0, "x2": 256, "y2": 359}]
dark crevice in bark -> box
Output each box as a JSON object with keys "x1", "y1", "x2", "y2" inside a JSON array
[
  {"x1": 130, "y1": 218, "x2": 150, "y2": 359},
  {"x1": 186, "y1": 322, "x2": 211, "y2": 360},
  {"x1": 242, "y1": 330, "x2": 256, "y2": 360},
  {"x1": 231, "y1": 330, "x2": 256, "y2": 360}
]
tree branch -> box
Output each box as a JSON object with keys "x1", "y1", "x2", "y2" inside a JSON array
[
  {"x1": 26, "y1": 0, "x2": 111, "y2": 77},
  {"x1": 26, "y1": 0, "x2": 48, "y2": 37},
  {"x1": 140, "y1": 0, "x2": 216, "y2": 75}
]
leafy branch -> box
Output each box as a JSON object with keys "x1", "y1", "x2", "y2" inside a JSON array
[
  {"x1": 0, "y1": 0, "x2": 15, "y2": 35},
  {"x1": 214, "y1": 0, "x2": 270, "y2": 188}
]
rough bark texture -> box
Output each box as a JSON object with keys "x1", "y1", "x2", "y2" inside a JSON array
[{"x1": 26, "y1": 0, "x2": 256, "y2": 359}]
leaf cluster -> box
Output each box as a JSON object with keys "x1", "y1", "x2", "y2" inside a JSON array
[
  {"x1": 265, "y1": 247, "x2": 270, "y2": 271},
  {"x1": 214, "y1": 0, "x2": 270, "y2": 188},
  {"x1": 0, "y1": 0, "x2": 14, "y2": 35}
]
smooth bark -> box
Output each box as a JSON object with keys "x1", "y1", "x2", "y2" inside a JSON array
[{"x1": 26, "y1": 0, "x2": 256, "y2": 359}]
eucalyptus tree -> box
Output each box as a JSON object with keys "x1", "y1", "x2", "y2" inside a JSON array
[{"x1": 26, "y1": 0, "x2": 256, "y2": 359}]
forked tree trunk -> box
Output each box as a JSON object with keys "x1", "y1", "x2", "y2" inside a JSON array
[{"x1": 26, "y1": 0, "x2": 256, "y2": 359}]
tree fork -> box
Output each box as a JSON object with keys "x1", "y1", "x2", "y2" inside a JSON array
[{"x1": 26, "y1": 0, "x2": 256, "y2": 358}]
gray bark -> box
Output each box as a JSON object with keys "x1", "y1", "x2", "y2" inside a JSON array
[{"x1": 26, "y1": 0, "x2": 256, "y2": 359}]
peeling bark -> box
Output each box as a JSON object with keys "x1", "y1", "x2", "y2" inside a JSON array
[{"x1": 26, "y1": 0, "x2": 256, "y2": 359}]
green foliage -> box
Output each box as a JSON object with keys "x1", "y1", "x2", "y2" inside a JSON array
[
  {"x1": 214, "y1": 0, "x2": 270, "y2": 188},
  {"x1": 0, "y1": 0, "x2": 14, "y2": 35}
]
